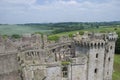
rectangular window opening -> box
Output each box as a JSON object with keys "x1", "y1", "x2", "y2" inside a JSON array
[{"x1": 62, "y1": 66, "x2": 68, "y2": 78}]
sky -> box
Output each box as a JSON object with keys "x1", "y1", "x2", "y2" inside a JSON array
[{"x1": 0, "y1": 0, "x2": 120, "y2": 24}]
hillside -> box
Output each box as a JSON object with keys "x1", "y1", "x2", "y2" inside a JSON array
[
  {"x1": 0, "y1": 24, "x2": 53, "y2": 35},
  {"x1": 0, "y1": 21, "x2": 120, "y2": 35}
]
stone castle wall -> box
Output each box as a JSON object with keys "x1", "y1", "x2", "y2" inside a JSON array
[
  {"x1": 0, "y1": 51, "x2": 20, "y2": 80},
  {"x1": 0, "y1": 32, "x2": 118, "y2": 80}
]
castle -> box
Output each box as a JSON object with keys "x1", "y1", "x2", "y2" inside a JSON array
[{"x1": 0, "y1": 32, "x2": 118, "y2": 80}]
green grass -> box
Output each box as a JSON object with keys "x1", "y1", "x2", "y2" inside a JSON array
[
  {"x1": 0, "y1": 24, "x2": 120, "y2": 36},
  {"x1": 113, "y1": 54, "x2": 120, "y2": 80},
  {"x1": 48, "y1": 35, "x2": 60, "y2": 41},
  {"x1": 61, "y1": 61, "x2": 70, "y2": 65},
  {"x1": 48, "y1": 27, "x2": 120, "y2": 37},
  {"x1": 0, "y1": 25, "x2": 53, "y2": 35}
]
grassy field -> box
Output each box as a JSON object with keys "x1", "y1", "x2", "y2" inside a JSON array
[
  {"x1": 113, "y1": 54, "x2": 120, "y2": 80},
  {"x1": 0, "y1": 24, "x2": 120, "y2": 36},
  {"x1": 48, "y1": 27, "x2": 120, "y2": 37},
  {"x1": 0, "y1": 25, "x2": 53, "y2": 35}
]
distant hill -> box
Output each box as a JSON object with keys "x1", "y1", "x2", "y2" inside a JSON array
[{"x1": 0, "y1": 21, "x2": 120, "y2": 35}]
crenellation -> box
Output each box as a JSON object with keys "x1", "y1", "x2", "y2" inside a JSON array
[
  {"x1": 0, "y1": 32, "x2": 118, "y2": 80},
  {"x1": 107, "y1": 32, "x2": 118, "y2": 41}
]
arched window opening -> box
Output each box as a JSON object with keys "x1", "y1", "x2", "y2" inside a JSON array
[
  {"x1": 94, "y1": 68, "x2": 98, "y2": 73},
  {"x1": 108, "y1": 57, "x2": 110, "y2": 61},
  {"x1": 17, "y1": 56, "x2": 20, "y2": 61},
  {"x1": 68, "y1": 45, "x2": 71, "y2": 48},
  {"x1": 110, "y1": 46, "x2": 112, "y2": 49},
  {"x1": 95, "y1": 43, "x2": 97, "y2": 48},
  {"x1": 96, "y1": 53, "x2": 98, "y2": 58},
  {"x1": 31, "y1": 51, "x2": 34, "y2": 56},
  {"x1": 26, "y1": 52, "x2": 30, "y2": 56},
  {"x1": 52, "y1": 49, "x2": 55, "y2": 53},
  {"x1": 101, "y1": 43, "x2": 104, "y2": 47},
  {"x1": 98, "y1": 43, "x2": 100, "y2": 48},
  {"x1": 37, "y1": 52, "x2": 39, "y2": 56},
  {"x1": 62, "y1": 66, "x2": 68, "y2": 78},
  {"x1": 106, "y1": 49, "x2": 109, "y2": 53}
]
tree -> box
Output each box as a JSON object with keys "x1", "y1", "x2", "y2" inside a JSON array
[{"x1": 11, "y1": 34, "x2": 21, "y2": 39}]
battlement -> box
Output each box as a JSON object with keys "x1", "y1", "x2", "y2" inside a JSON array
[
  {"x1": 73, "y1": 32, "x2": 105, "y2": 48},
  {"x1": 73, "y1": 32, "x2": 118, "y2": 48},
  {"x1": 0, "y1": 32, "x2": 118, "y2": 80},
  {"x1": 107, "y1": 32, "x2": 118, "y2": 41}
]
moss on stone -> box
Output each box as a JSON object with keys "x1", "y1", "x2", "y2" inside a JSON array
[
  {"x1": 48, "y1": 35, "x2": 59, "y2": 41},
  {"x1": 61, "y1": 61, "x2": 70, "y2": 65}
]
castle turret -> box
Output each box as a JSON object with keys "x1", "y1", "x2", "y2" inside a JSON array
[
  {"x1": 103, "y1": 32, "x2": 118, "y2": 80},
  {"x1": 73, "y1": 32, "x2": 108, "y2": 80},
  {"x1": 84, "y1": 32, "x2": 106, "y2": 80}
]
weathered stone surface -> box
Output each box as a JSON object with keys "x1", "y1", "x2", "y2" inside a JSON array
[{"x1": 0, "y1": 32, "x2": 118, "y2": 80}]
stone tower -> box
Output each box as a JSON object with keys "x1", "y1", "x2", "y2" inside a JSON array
[
  {"x1": 73, "y1": 32, "x2": 118, "y2": 80},
  {"x1": 103, "y1": 32, "x2": 118, "y2": 80},
  {"x1": 85, "y1": 33, "x2": 106, "y2": 80}
]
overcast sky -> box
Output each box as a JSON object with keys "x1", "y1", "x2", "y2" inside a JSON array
[{"x1": 0, "y1": 0, "x2": 120, "y2": 24}]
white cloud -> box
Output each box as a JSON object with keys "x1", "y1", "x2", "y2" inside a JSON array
[
  {"x1": 57, "y1": 0, "x2": 78, "y2": 5},
  {"x1": 1, "y1": 0, "x2": 36, "y2": 5},
  {"x1": 0, "y1": 0, "x2": 120, "y2": 24}
]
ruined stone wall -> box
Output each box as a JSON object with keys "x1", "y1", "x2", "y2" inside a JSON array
[
  {"x1": 70, "y1": 64, "x2": 87, "y2": 80},
  {"x1": 0, "y1": 32, "x2": 118, "y2": 80},
  {"x1": 18, "y1": 49, "x2": 46, "y2": 66},
  {"x1": 46, "y1": 66, "x2": 61, "y2": 80},
  {"x1": 46, "y1": 41, "x2": 75, "y2": 62},
  {"x1": 0, "y1": 52, "x2": 20, "y2": 80},
  {"x1": 22, "y1": 65, "x2": 46, "y2": 80},
  {"x1": 0, "y1": 36, "x2": 20, "y2": 80}
]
